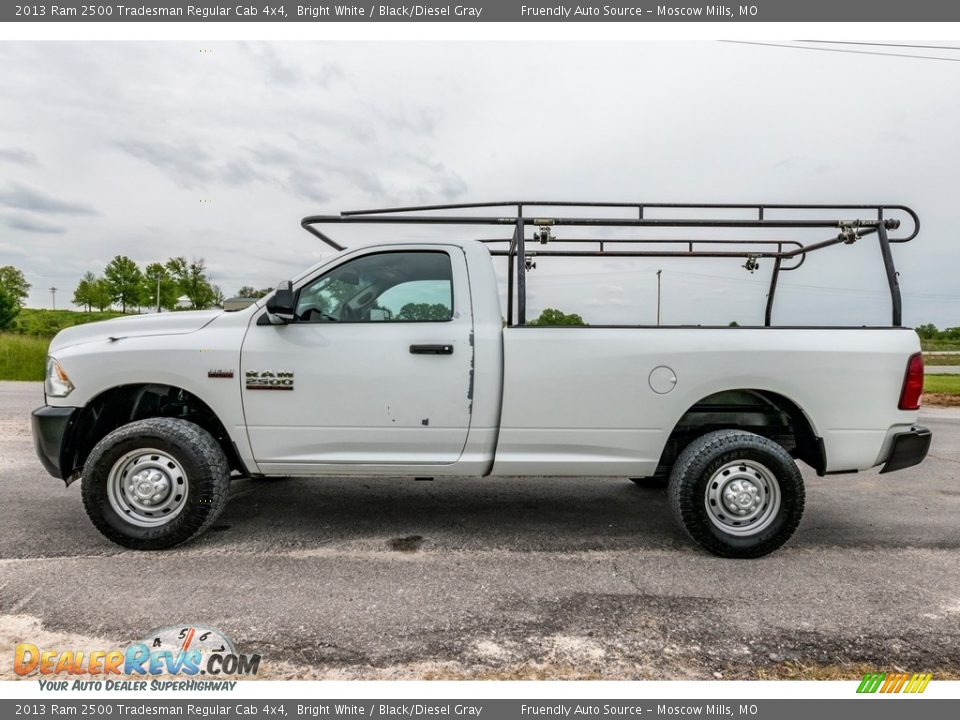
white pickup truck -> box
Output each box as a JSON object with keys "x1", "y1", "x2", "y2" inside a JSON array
[{"x1": 32, "y1": 202, "x2": 931, "y2": 557}]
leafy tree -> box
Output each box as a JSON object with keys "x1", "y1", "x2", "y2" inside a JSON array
[
  {"x1": 103, "y1": 255, "x2": 143, "y2": 313},
  {"x1": 189, "y1": 280, "x2": 218, "y2": 310},
  {"x1": 165, "y1": 256, "x2": 187, "y2": 281},
  {"x1": 165, "y1": 256, "x2": 217, "y2": 309},
  {"x1": 72, "y1": 271, "x2": 98, "y2": 312},
  {"x1": 0, "y1": 290, "x2": 17, "y2": 330},
  {"x1": 0, "y1": 266, "x2": 30, "y2": 307},
  {"x1": 235, "y1": 286, "x2": 272, "y2": 299},
  {"x1": 912, "y1": 323, "x2": 960, "y2": 345},
  {"x1": 527, "y1": 308, "x2": 587, "y2": 326},
  {"x1": 729, "y1": 321, "x2": 740, "y2": 327},
  {"x1": 141, "y1": 263, "x2": 179, "y2": 312},
  {"x1": 91, "y1": 279, "x2": 113, "y2": 312},
  {"x1": 396, "y1": 302, "x2": 451, "y2": 321}
]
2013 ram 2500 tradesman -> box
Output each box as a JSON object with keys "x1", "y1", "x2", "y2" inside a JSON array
[{"x1": 32, "y1": 201, "x2": 932, "y2": 557}]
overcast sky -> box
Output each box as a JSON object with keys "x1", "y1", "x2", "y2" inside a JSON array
[{"x1": 1, "y1": 41, "x2": 958, "y2": 326}]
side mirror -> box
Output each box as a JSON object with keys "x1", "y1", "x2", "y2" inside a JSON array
[
  {"x1": 264, "y1": 280, "x2": 295, "y2": 324},
  {"x1": 337, "y1": 269, "x2": 360, "y2": 286}
]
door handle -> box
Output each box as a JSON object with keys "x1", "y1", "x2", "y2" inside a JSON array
[{"x1": 410, "y1": 344, "x2": 454, "y2": 355}]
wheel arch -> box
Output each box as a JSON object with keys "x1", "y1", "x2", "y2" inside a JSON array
[
  {"x1": 60, "y1": 383, "x2": 246, "y2": 484},
  {"x1": 658, "y1": 388, "x2": 825, "y2": 477}
]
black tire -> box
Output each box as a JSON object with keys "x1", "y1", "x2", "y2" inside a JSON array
[
  {"x1": 629, "y1": 476, "x2": 668, "y2": 489},
  {"x1": 668, "y1": 429, "x2": 804, "y2": 558},
  {"x1": 81, "y1": 418, "x2": 230, "y2": 550}
]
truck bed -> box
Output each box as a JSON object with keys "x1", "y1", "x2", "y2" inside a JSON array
[{"x1": 491, "y1": 326, "x2": 921, "y2": 476}]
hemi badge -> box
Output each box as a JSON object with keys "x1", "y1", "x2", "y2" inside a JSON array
[{"x1": 208, "y1": 370, "x2": 234, "y2": 379}]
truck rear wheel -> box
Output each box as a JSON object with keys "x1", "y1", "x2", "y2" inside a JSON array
[
  {"x1": 668, "y1": 429, "x2": 804, "y2": 558},
  {"x1": 81, "y1": 418, "x2": 230, "y2": 550}
]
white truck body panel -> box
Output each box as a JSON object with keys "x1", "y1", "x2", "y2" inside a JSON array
[
  {"x1": 44, "y1": 239, "x2": 920, "y2": 479},
  {"x1": 239, "y1": 241, "x2": 505, "y2": 476},
  {"x1": 492, "y1": 327, "x2": 919, "y2": 476},
  {"x1": 49, "y1": 309, "x2": 222, "y2": 350},
  {"x1": 47, "y1": 309, "x2": 259, "y2": 472},
  {"x1": 240, "y1": 244, "x2": 475, "y2": 470}
]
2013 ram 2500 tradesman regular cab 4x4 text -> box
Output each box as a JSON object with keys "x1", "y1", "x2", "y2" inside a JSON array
[{"x1": 32, "y1": 201, "x2": 932, "y2": 557}]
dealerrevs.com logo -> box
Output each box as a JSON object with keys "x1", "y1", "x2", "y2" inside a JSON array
[{"x1": 14, "y1": 625, "x2": 260, "y2": 690}]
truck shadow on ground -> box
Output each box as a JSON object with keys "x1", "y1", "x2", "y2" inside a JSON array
[
  {"x1": 205, "y1": 471, "x2": 960, "y2": 553},
  {"x1": 217, "y1": 475, "x2": 687, "y2": 552}
]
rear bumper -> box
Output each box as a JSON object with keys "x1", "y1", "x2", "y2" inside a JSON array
[
  {"x1": 31, "y1": 405, "x2": 78, "y2": 480},
  {"x1": 879, "y1": 425, "x2": 932, "y2": 474}
]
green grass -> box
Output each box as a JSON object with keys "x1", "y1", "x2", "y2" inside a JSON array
[
  {"x1": 921, "y1": 338, "x2": 960, "y2": 352},
  {"x1": 925, "y1": 374, "x2": 960, "y2": 395},
  {"x1": 11, "y1": 308, "x2": 123, "y2": 337},
  {"x1": 925, "y1": 353, "x2": 960, "y2": 366},
  {"x1": 0, "y1": 309, "x2": 125, "y2": 381},
  {"x1": 0, "y1": 333, "x2": 48, "y2": 381}
]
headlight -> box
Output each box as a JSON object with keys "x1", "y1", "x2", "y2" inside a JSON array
[{"x1": 45, "y1": 357, "x2": 75, "y2": 398}]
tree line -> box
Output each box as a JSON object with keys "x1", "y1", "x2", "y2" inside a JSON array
[
  {"x1": 915, "y1": 324, "x2": 960, "y2": 341},
  {"x1": 71, "y1": 256, "x2": 231, "y2": 313},
  {"x1": 71, "y1": 255, "x2": 273, "y2": 314},
  {"x1": 0, "y1": 258, "x2": 276, "y2": 332}
]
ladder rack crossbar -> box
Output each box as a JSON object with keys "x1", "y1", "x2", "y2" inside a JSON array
[{"x1": 299, "y1": 201, "x2": 919, "y2": 327}]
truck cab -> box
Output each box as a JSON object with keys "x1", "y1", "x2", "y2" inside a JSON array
[{"x1": 241, "y1": 243, "x2": 503, "y2": 475}]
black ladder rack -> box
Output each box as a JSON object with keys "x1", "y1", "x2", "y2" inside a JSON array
[{"x1": 301, "y1": 201, "x2": 920, "y2": 328}]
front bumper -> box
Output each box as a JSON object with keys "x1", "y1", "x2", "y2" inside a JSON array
[
  {"x1": 879, "y1": 425, "x2": 932, "y2": 474},
  {"x1": 31, "y1": 406, "x2": 78, "y2": 480}
]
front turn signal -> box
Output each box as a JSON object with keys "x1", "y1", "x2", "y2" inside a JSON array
[{"x1": 45, "y1": 357, "x2": 75, "y2": 398}]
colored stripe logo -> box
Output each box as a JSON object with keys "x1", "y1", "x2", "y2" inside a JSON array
[{"x1": 857, "y1": 672, "x2": 932, "y2": 694}]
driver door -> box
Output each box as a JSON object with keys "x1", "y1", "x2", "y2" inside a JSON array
[{"x1": 240, "y1": 246, "x2": 474, "y2": 473}]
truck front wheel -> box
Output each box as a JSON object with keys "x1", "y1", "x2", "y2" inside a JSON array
[
  {"x1": 81, "y1": 418, "x2": 230, "y2": 550},
  {"x1": 668, "y1": 429, "x2": 805, "y2": 558}
]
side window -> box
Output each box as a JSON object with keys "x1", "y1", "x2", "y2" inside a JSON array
[{"x1": 295, "y1": 251, "x2": 453, "y2": 323}]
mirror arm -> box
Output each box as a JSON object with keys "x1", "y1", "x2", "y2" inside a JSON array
[{"x1": 257, "y1": 311, "x2": 291, "y2": 326}]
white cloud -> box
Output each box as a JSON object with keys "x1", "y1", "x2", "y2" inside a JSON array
[{"x1": 0, "y1": 41, "x2": 956, "y2": 326}]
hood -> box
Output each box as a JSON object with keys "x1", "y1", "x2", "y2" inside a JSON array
[{"x1": 49, "y1": 310, "x2": 223, "y2": 353}]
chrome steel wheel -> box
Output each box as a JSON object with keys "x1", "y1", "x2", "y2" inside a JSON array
[
  {"x1": 106, "y1": 448, "x2": 189, "y2": 528},
  {"x1": 704, "y1": 459, "x2": 781, "y2": 536}
]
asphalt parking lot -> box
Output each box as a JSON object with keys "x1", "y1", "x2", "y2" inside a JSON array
[{"x1": 1, "y1": 380, "x2": 958, "y2": 680}]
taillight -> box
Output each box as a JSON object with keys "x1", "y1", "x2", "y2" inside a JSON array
[{"x1": 898, "y1": 352, "x2": 924, "y2": 410}]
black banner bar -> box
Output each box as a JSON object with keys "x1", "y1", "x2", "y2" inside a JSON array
[
  {"x1": 6, "y1": 1, "x2": 960, "y2": 22},
  {"x1": 2, "y1": 699, "x2": 960, "y2": 720}
]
